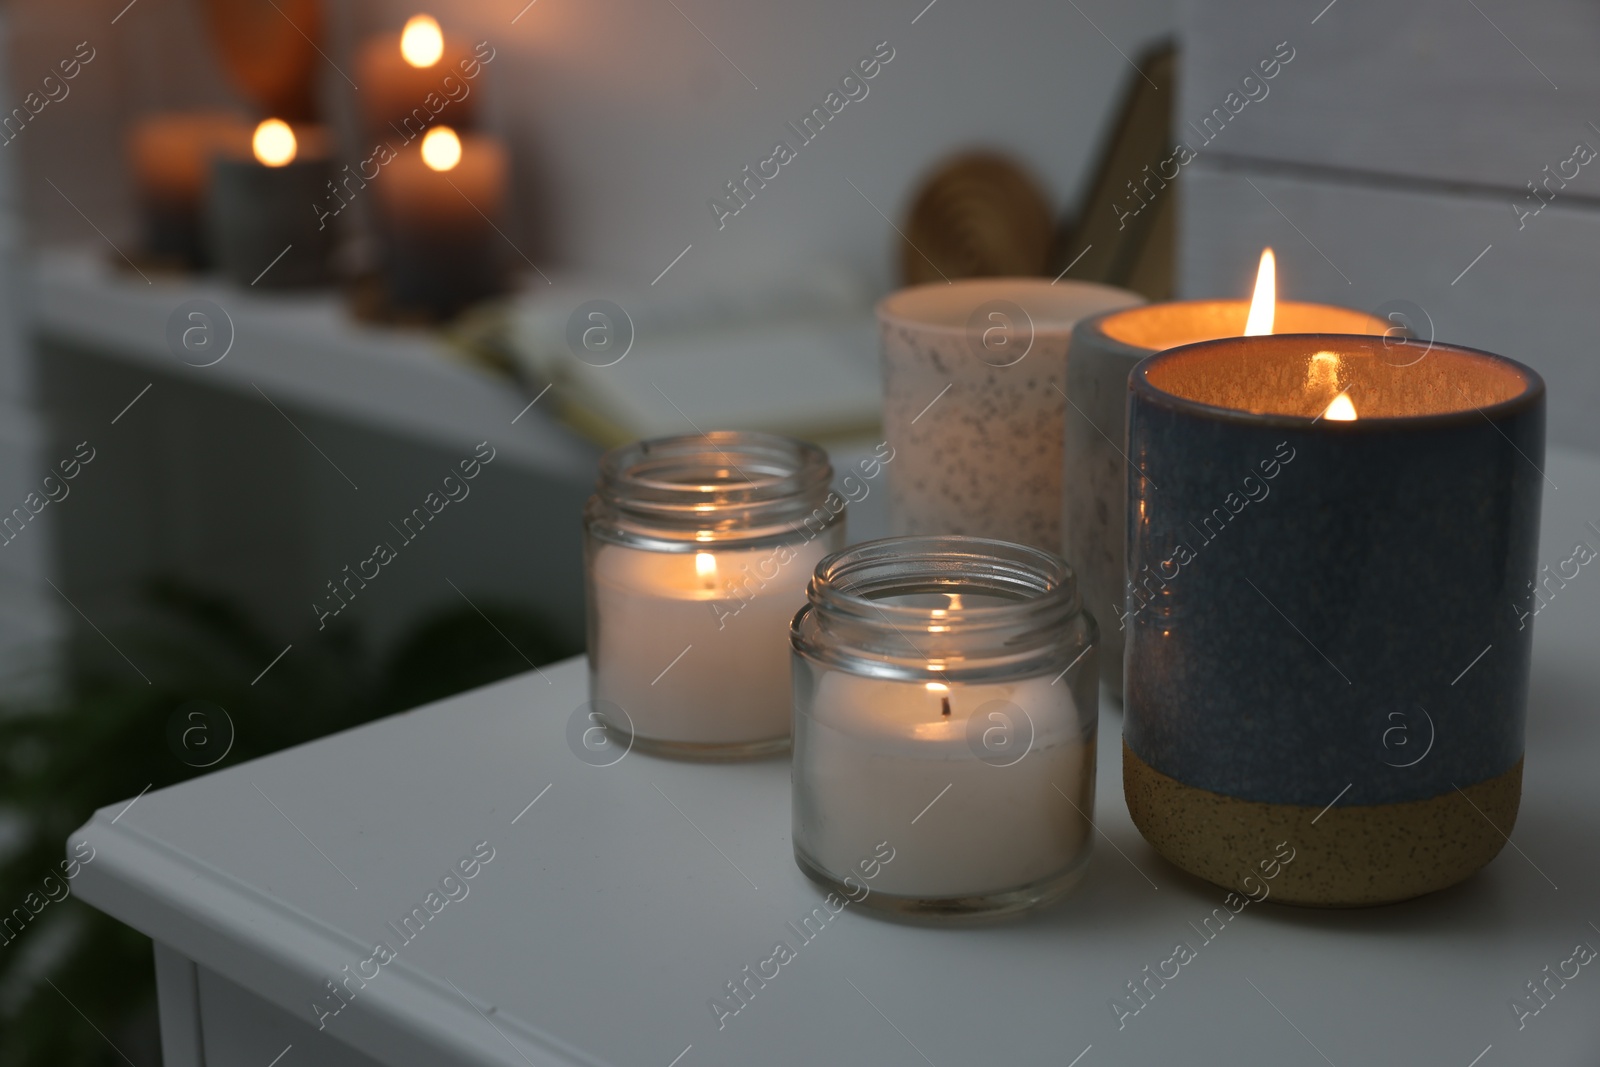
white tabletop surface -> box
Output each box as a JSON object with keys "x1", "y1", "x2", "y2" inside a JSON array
[{"x1": 73, "y1": 446, "x2": 1600, "y2": 1067}]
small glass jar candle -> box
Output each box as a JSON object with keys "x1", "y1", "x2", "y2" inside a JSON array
[
  {"x1": 584, "y1": 432, "x2": 844, "y2": 759},
  {"x1": 790, "y1": 536, "x2": 1098, "y2": 920}
]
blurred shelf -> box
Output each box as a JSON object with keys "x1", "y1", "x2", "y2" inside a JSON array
[{"x1": 31, "y1": 247, "x2": 596, "y2": 482}]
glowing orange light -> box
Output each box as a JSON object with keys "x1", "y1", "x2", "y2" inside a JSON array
[
  {"x1": 925, "y1": 681, "x2": 949, "y2": 692},
  {"x1": 421, "y1": 126, "x2": 462, "y2": 172},
  {"x1": 400, "y1": 14, "x2": 444, "y2": 68},
  {"x1": 1243, "y1": 247, "x2": 1276, "y2": 336},
  {"x1": 251, "y1": 119, "x2": 296, "y2": 167},
  {"x1": 694, "y1": 552, "x2": 717, "y2": 581},
  {"x1": 1322, "y1": 392, "x2": 1357, "y2": 421}
]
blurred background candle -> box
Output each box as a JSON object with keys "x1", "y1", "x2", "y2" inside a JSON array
[
  {"x1": 373, "y1": 125, "x2": 509, "y2": 319},
  {"x1": 356, "y1": 13, "x2": 481, "y2": 141},
  {"x1": 878, "y1": 279, "x2": 1141, "y2": 554},
  {"x1": 791, "y1": 536, "x2": 1097, "y2": 919},
  {"x1": 127, "y1": 112, "x2": 251, "y2": 270},
  {"x1": 207, "y1": 118, "x2": 335, "y2": 288},
  {"x1": 584, "y1": 432, "x2": 844, "y2": 758},
  {"x1": 1061, "y1": 249, "x2": 1388, "y2": 699},
  {"x1": 1123, "y1": 334, "x2": 1544, "y2": 906}
]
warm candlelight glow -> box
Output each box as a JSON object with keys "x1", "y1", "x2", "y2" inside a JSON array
[
  {"x1": 694, "y1": 552, "x2": 717, "y2": 587},
  {"x1": 1243, "y1": 248, "x2": 1276, "y2": 336},
  {"x1": 1322, "y1": 392, "x2": 1358, "y2": 421},
  {"x1": 400, "y1": 14, "x2": 444, "y2": 68},
  {"x1": 925, "y1": 681, "x2": 949, "y2": 692},
  {"x1": 1308, "y1": 350, "x2": 1340, "y2": 392},
  {"x1": 421, "y1": 125, "x2": 462, "y2": 171},
  {"x1": 251, "y1": 119, "x2": 297, "y2": 167}
]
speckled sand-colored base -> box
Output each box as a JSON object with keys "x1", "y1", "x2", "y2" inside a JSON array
[{"x1": 1123, "y1": 742, "x2": 1523, "y2": 907}]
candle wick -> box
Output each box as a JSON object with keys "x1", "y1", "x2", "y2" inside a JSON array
[{"x1": 941, "y1": 696, "x2": 951, "y2": 717}]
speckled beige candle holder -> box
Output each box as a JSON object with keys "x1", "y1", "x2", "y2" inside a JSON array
[{"x1": 879, "y1": 279, "x2": 1141, "y2": 554}]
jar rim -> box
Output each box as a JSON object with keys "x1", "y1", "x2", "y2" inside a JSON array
[
  {"x1": 592, "y1": 430, "x2": 836, "y2": 543},
  {"x1": 808, "y1": 535, "x2": 1079, "y2": 623},
  {"x1": 794, "y1": 536, "x2": 1089, "y2": 680},
  {"x1": 1132, "y1": 334, "x2": 1544, "y2": 427}
]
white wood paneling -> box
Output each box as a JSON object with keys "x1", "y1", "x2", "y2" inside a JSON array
[
  {"x1": 1177, "y1": 160, "x2": 1600, "y2": 452},
  {"x1": 1181, "y1": 0, "x2": 1599, "y2": 192}
]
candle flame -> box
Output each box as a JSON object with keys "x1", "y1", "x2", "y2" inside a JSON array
[
  {"x1": 694, "y1": 552, "x2": 717, "y2": 579},
  {"x1": 421, "y1": 126, "x2": 462, "y2": 172},
  {"x1": 400, "y1": 14, "x2": 445, "y2": 68},
  {"x1": 251, "y1": 119, "x2": 296, "y2": 167},
  {"x1": 1243, "y1": 247, "x2": 1276, "y2": 336},
  {"x1": 1322, "y1": 392, "x2": 1358, "y2": 421},
  {"x1": 925, "y1": 681, "x2": 949, "y2": 692}
]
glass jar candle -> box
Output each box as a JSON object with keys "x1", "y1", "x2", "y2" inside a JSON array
[
  {"x1": 790, "y1": 536, "x2": 1098, "y2": 919},
  {"x1": 584, "y1": 432, "x2": 844, "y2": 759}
]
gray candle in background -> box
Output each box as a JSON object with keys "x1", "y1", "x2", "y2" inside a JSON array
[
  {"x1": 1062, "y1": 300, "x2": 1386, "y2": 700},
  {"x1": 878, "y1": 278, "x2": 1140, "y2": 555},
  {"x1": 207, "y1": 122, "x2": 336, "y2": 289}
]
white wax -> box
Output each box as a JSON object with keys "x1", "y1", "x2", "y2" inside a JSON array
[
  {"x1": 591, "y1": 538, "x2": 830, "y2": 746},
  {"x1": 795, "y1": 669, "x2": 1094, "y2": 898}
]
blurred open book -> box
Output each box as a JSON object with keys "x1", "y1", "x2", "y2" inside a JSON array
[{"x1": 507, "y1": 267, "x2": 883, "y2": 448}]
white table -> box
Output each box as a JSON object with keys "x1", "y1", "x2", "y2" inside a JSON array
[{"x1": 73, "y1": 446, "x2": 1600, "y2": 1067}]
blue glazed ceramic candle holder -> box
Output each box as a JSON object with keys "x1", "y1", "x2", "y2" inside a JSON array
[{"x1": 1122, "y1": 334, "x2": 1545, "y2": 906}]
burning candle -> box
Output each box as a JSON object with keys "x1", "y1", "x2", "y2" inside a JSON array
[
  {"x1": 207, "y1": 118, "x2": 335, "y2": 287},
  {"x1": 356, "y1": 13, "x2": 482, "y2": 141},
  {"x1": 1122, "y1": 333, "x2": 1545, "y2": 906},
  {"x1": 127, "y1": 111, "x2": 251, "y2": 269},
  {"x1": 584, "y1": 432, "x2": 845, "y2": 758},
  {"x1": 372, "y1": 125, "x2": 509, "y2": 318},
  {"x1": 1060, "y1": 249, "x2": 1388, "y2": 699},
  {"x1": 791, "y1": 537, "x2": 1098, "y2": 919}
]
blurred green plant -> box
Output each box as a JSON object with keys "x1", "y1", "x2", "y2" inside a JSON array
[{"x1": 0, "y1": 578, "x2": 573, "y2": 1066}]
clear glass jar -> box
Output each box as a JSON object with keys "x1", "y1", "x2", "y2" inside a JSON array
[
  {"x1": 790, "y1": 536, "x2": 1098, "y2": 919},
  {"x1": 584, "y1": 431, "x2": 845, "y2": 759}
]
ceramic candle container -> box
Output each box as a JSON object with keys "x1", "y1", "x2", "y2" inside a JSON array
[
  {"x1": 584, "y1": 432, "x2": 844, "y2": 759},
  {"x1": 1123, "y1": 334, "x2": 1544, "y2": 906},
  {"x1": 791, "y1": 536, "x2": 1098, "y2": 920},
  {"x1": 878, "y1": 279, "x2": 1141, "y2": 554},
  {"x1": 1062, "y1": 299, "x2": 1387, "y2": 699}
]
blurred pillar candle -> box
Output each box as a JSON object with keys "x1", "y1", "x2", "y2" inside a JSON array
[
  {"x1": 355, "y1": 14, "x2": 482, "y2": 140},
  {"x1": 373, "y1": 126, "x2": 508, "y2": 319},
  {"x1": 208, "y1": 119, "x2": 336, "y2": 288},
  {"x1": 1123, "y1": 334, "x2": 1545, "y2": 906},
  {"x1": 128, "y1": 112, "x2": 251, "y2": 269},
  {"x1": 1062, "y1": 249, "x2": 1387, "y2": 698},
  {"x1": 878, "y1": 279, "x2": 1141, "y2": 554}
]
